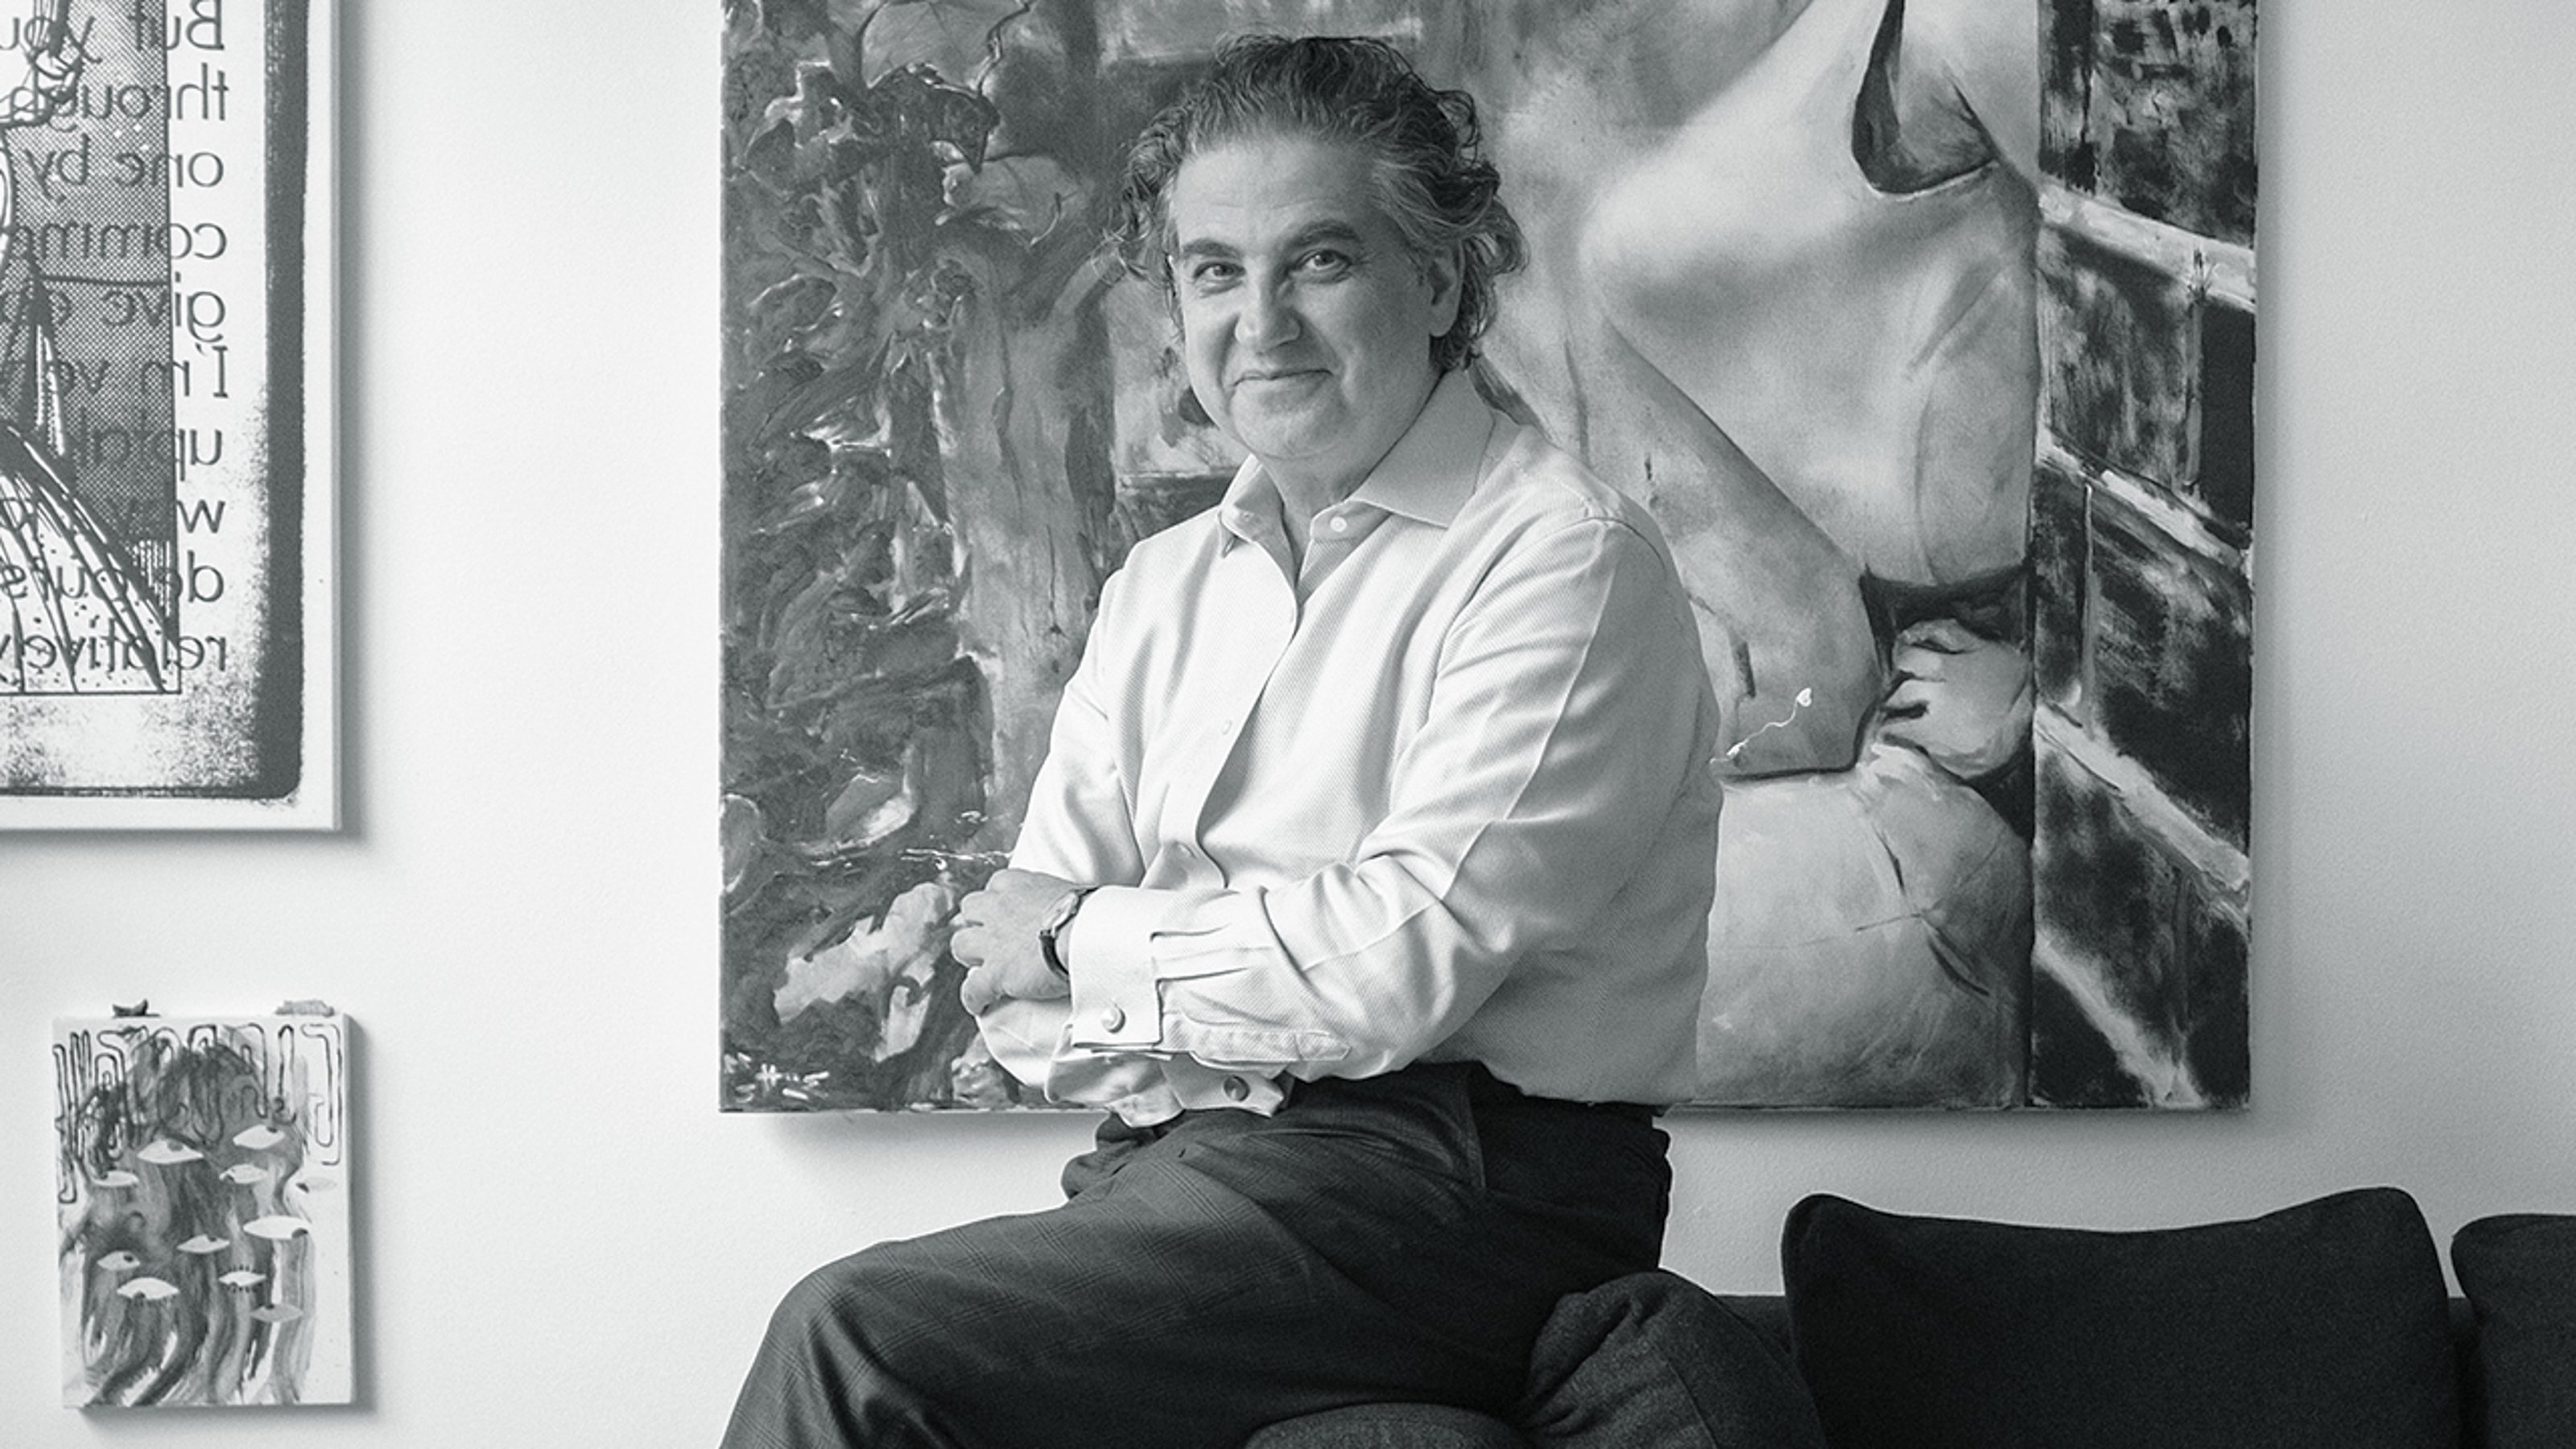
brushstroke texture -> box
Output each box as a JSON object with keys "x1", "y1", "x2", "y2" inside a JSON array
[{"x1": 55, "y1": 1017, "x2": 349, "y2": 1406}]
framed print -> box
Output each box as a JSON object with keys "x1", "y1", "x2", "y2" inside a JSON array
[{"x1": 0, "y1": 0, "x2": 336, "y2": 829}]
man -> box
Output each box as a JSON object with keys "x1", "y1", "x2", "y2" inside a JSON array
[{"x1": 724, "y1": 34, "x2": 1721, "y2": 1448}]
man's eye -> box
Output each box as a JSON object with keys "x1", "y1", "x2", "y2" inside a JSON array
[
  {"x1": 1184, "y1": 261, "x2": 1241, "y2": 290},
  {"x1": 1297, "y1": 250, "x2": 1353, "y2": 277}
]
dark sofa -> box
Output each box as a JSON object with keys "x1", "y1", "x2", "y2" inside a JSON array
[{"x1": 1249, "y1": 1190, "x2": 2576, "y2": 1449}]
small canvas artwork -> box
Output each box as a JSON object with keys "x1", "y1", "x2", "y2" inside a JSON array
[{"x1": 53, "y1": 1012, "x2": 352, "y2": 1407}]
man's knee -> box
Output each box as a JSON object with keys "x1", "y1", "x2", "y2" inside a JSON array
[
  {"x1": 760, "y1": 1233, "x2": 1045, "y2": 1397},
  {"x1": 761, "y1": 1250, "x2": 917, "y2": 1374},
  {"x1": 732, "y1": 1252, "x2": 976, "y2": 1449}
]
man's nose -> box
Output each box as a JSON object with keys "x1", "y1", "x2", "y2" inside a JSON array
[{"x1": 1234, "y1": 275, "x2": 1301, "y2": 347}]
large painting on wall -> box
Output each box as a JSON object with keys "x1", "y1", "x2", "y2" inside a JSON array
[
  {"x1": 718, "y1": 0, "x2": 2255, "y2": 1112},
  {"x1": 0, "y1": 0, "x2": 336, "y2": 830}
]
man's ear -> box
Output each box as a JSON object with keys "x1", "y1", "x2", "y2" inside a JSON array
[{"x1": 1424, "y1": 246, "x2": 1463, "y2": 340}]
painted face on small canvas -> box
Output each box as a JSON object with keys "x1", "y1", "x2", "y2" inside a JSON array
[{"x1": 1166, "y1": 132, "x2": 1461, "y2": 496}]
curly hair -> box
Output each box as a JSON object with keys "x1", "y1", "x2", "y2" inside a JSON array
[{"x1": 1107, "y1": 34, "x2": 1527, "y2": 376}]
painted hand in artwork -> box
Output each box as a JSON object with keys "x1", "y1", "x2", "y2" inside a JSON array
[
  {"x1": 1875, "y1": 617, "x2": 2033, "y2": 782},
  {"x1": 952, "y1": 868, "x2": 1080, "y2": 1015}
]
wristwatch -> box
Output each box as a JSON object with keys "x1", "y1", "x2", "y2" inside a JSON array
[{"x1": 1036, "y1": 886, "x2": 1097, "y2": 978}]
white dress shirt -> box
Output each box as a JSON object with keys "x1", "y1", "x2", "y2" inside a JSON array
[{"x1": 977, "y1": 371, "x2": 1722, "y2": 1123}]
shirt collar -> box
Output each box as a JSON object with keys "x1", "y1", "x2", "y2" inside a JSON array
[{"x1": 1217, "y1": 369, "x2": 1496, "y2": 547}]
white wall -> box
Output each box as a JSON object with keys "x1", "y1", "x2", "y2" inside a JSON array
[{"x1": 4, "y1": 0, "x2": 2574, "y2": 1442}]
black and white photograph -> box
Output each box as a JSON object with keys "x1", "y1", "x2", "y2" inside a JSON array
[{"x1": 9, "y1": 0, "x2": 2576, "y2": 1443}]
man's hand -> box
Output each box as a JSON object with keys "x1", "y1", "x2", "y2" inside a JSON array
[{"x1": 951, "y1": 868, "x2": 1082, "y2": 1015}]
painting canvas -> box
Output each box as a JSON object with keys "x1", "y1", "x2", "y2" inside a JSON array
[
  {"x1": 54, "y1": 1011, "x2": 353, "y2": 1406},
  {"x1": 0, "y1": 0, "x2": 337, "y2": 830},
  {"x1": 718, "y1": 0, "x2": 2255, "y2": 1111}
]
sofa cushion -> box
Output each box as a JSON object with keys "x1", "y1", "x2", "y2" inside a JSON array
[
  {"x1": 1781, "y1": 1187, "x2": 2458, "y2": 1449},
  {"x1": 2453, "y1": 1213, "x2": 2576, "y2": 1449}
]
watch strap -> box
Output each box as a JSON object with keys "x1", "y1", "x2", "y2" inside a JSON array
[{"x1": 1037, "y1": 886, "x2": 1098, "y2": 977}]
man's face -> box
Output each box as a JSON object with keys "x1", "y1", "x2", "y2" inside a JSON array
[{"x1": 1166, "y1": 133, "x2": 1460, "y2": 497}]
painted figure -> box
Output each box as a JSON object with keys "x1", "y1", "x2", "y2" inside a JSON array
[
  {"x1": 724, "y1": 35, "x2": 1724, "y2": 1445},
  {"x1": 1484, "y1": 0, "x2": 2042, "y2": 1104}
]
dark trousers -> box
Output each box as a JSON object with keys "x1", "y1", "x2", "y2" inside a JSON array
[{"x1": 720, "y1": 1062, "x2": 1671, "y2": 1449}]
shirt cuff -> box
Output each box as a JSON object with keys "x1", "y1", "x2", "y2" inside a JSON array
[
  {"x1": 1063, "y1": 885, "x2": 1168, "y2": 1050},
  {"x1": 973, "y1": 997, "x2": 1068, "y2": 1089},
  {"x1": 972, "y1": 997, "x2": 1187, "y2": 1121}
]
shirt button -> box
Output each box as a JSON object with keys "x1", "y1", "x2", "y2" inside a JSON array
[
  {"x1": 1327, "y1": 516, "x2": 1350, "y2": 535},
  {"x1": 1222, "y1": 1075, "x2": 1250, "y2": 1101},
  {"x1": 1100, "y1": 1005, "x2": 1125, "y2": 1033}
]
